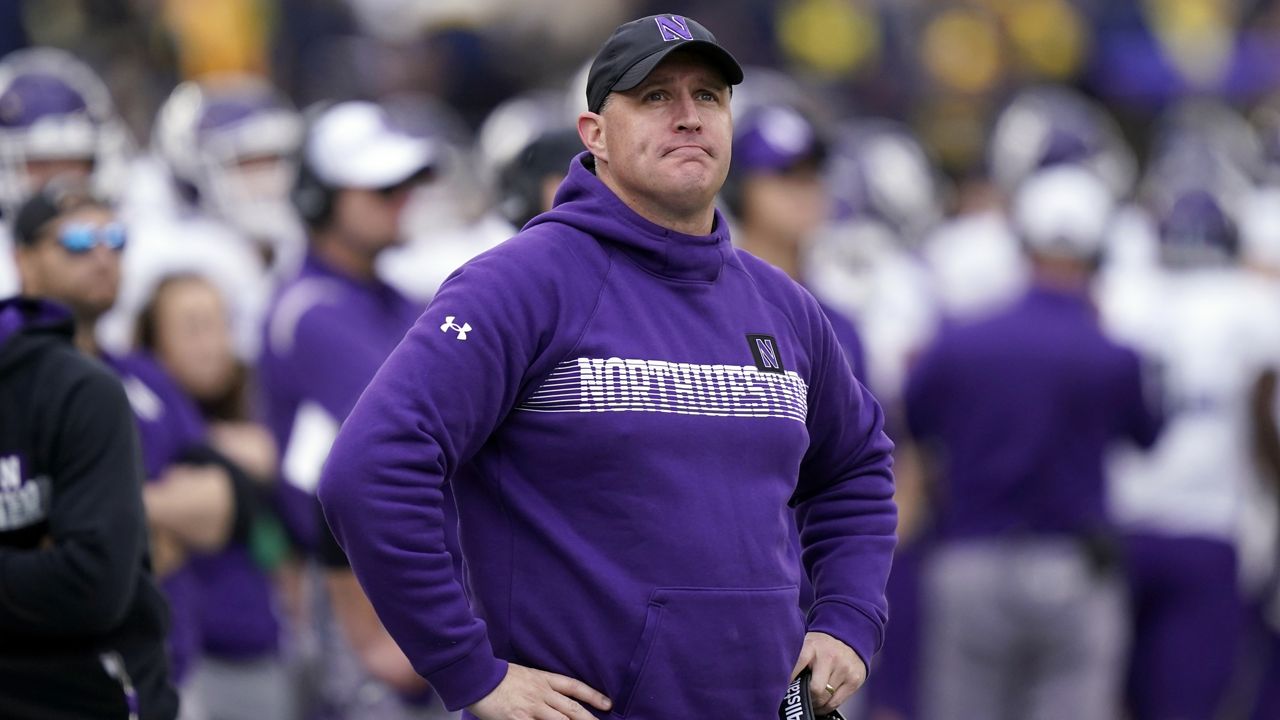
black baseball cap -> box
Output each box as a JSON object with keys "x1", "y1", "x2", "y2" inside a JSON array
[
  {"x1": 13, "y1": 175, "x2": 110, "y2": 246},
  {"x1": 585, "y1": 14, "x2": 744, "y2": 113}
]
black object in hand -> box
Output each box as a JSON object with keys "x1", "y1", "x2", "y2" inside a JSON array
[{"x1": 779, "y1": 668, "x2": 847, "y2": 720}]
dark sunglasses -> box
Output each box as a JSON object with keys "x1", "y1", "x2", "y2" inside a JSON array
[{"x1": 52, "y1": 222, "x2": 127, "y2": 254}]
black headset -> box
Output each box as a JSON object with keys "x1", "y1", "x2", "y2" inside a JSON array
[
  {"x1": 290, "y1": 101, "x2": 338, "y2": 230},
  {"x1": 498, "y1": 128, "x2": 584, "y2": 228}
]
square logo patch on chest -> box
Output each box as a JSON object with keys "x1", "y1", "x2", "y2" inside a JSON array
[{"x1": 747, "y1": 334, "x2": 785, "y2": 374}]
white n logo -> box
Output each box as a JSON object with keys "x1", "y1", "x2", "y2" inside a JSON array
[
  {"x1": 747, "y1": 333, "x2": 784, "y2": 373},
  {"x1": 0, "y1": 455, "x2": 21, "y2": 492},
  {"x1": 756, "y1": 338, "x2": 780, "y2": 370}
]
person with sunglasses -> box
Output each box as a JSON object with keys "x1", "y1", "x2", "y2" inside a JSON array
[
  {"x1": 12, "y1": 176, "x2": 243, "y2": 718},
  {"x1": 259, "y1": 100, "x2": 457, "y2": 720},
  {"x1": 11, "y1": 187, "x2": 127, "y2": 355}
]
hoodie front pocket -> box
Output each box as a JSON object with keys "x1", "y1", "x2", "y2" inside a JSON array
[{"x1": 613, "y1": 585, "x2": 803, "y2": 719}]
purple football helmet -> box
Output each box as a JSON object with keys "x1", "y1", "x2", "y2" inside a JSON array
[
  {"x1": 1142, "y1": 100, "x2": 1257, "y2": 268},
  {"x1": 1144, "y1": 144, "x2": 1241, "y2": 268},
  {"x1": 153, "y1": 75, "x2": 303, "y2": 248},
  {"x1": 1154, "y1": 186, "x2": 1240, "y2": 267},
  {"x1": 825, "y1": 118, "x2": 944, "y2": 247},
  {"x1": 1151, "y1": 98, "x2": 1262, "y2": 183},
  {"x1": 987, "y1": 84, "x2": 1136, "y2": 200},
  {"x1": 0, "y1": 47, "x2": 132, "y2": 216}
]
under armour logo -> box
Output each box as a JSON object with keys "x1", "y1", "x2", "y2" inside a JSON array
[
  {"x1": 440, "y1": 316, "x2": 471, "y2": 340},
  {"x1": 655, "y1": 15, "x2": 694, "y2": 42}
]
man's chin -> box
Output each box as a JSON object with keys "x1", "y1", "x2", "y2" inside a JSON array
[
  {"x1": 77, "y1": 296, "x2": 117, "y2": 321},
  {"x1": 659, "y1": 164, "x2": 720, "y2": 190}
]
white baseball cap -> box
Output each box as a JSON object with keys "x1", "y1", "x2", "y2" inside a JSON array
[
  {"x1": 1013, "y1": 164, "x2": 1115, "y2": 259},
  {"x1": 306, "y1": 101, "x2": 438, "y2": 189}
]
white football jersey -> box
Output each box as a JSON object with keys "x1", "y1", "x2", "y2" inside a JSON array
[
  {"x1": 808, "y1": 218, "x2": 938, "y2": 404},
  {"x1": 1103, "y1": 267, "x2": 1280, "y2": 561}
]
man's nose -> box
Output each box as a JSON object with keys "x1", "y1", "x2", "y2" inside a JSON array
[
  {"x1": 673, "y1": 95, "x2": 703, "y2": 132},
  {"x1": 89, "y1": 243, "x2": 120, "y2": 267}
]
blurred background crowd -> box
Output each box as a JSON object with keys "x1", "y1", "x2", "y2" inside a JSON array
[{"x1": 6, "y1": 0, "x2": 1280, "y2": 719}]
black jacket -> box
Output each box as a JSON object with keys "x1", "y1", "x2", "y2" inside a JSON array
[{"x1": 0, "y1": 297, "x2": 178, "y2": 720}]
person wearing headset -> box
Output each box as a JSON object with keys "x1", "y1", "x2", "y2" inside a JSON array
[{"x1": 258, "y1": 100, "x2": 456, "y2": 720}]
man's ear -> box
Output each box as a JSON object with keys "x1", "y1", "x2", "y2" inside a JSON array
[{"x1": 577, "y1": 111, "x2": 607, "y2": 164}]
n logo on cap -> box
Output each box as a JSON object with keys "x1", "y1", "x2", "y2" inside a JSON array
[{"x1": 655, "y1": 15, "x2": 694, "y2": 42}]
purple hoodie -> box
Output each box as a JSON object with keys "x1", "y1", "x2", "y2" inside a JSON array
[{"x1": 318, "y1": 153, "x2": 898, "y2": 717}]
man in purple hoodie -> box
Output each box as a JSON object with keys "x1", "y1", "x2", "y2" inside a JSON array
[{"x1": 319, "y1": 14, "x2": 897, "y2": 720}]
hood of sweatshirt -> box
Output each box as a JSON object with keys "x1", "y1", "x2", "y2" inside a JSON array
[
  {"x1": 0, "y1": 297, "x2": 75, "y2": 374},
  {"x1": 525, "y1": 151, "x2": 733, "y2": 283}
]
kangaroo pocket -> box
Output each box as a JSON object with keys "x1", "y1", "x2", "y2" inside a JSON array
[{"x1": 613, "y1": 586, "x2": 803, "y2": 719}]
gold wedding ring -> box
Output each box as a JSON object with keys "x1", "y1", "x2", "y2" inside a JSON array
[{"x1": 825, "y1": 683, "x2": 837, "y2": 696}]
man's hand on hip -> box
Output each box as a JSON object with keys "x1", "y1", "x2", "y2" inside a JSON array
[
  {"x1": 791, "y1": 631, "x2": 867, "y2": 715},
  {"x1": 469, "y1": 662, "x2": 613, "y2": 720}
]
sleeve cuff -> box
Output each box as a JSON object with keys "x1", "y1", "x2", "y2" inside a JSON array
[
  {"x1": 806, "y1": 598, "x2": 885, "y2": 670},
  {"x1": 425, "y1": 639, "x2": 509, "y2": 711}
]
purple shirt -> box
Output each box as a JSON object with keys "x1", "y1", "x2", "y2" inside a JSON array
[
  {"x1": 259, "y1": 253, "x2": 423, "y2": 555},
  {"x1": 318, "y1": 153, "x2": 898, "y2": 715},
  {"x1": 188, "y1": 546, "x2": 280, "y2": 660},
  {"x1": 107, "y1": 352, "x2": 283, "y2": 665},
  {"x1": 904, "y1": 285, "x2": 1161, "y2": 541}
]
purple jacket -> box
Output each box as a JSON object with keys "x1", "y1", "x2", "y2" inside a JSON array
[{"x1": 319, "y1": 153, "x2": 898, "y2": 717}]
